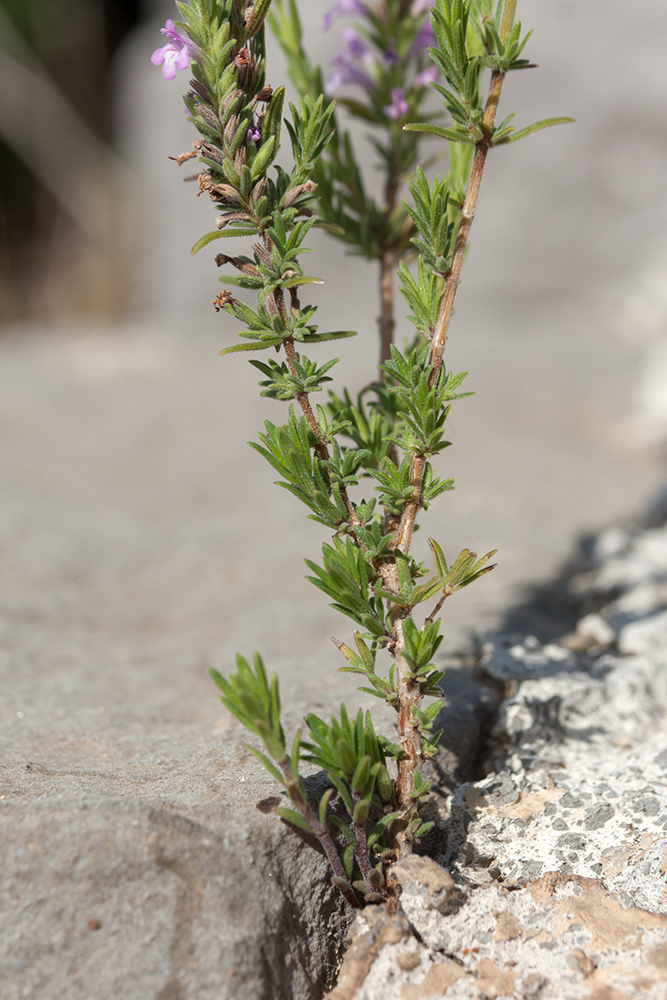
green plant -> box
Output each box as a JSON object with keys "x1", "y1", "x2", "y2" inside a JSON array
[{"x1": 153, "y1": 0, "x2": 570, "y2": 910}]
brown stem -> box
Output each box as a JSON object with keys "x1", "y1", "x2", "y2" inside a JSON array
[
  {"x1": 351, "y1": 792, "x2": 373, "y2": 884},
  {"x1": 424, "y1": 585, "x2": 453, "y2": 625},
  {"x1": 378, "y1": 150, "x2": 400, "y2": 376},
  {"x1": 390, "y1": 616, "x2": 423, "y2": 849},
  {"x1": 279, "y1": 760, "x2": 361, "y2": 909},
  {"x1": 283, "y1": 338, "x2": 328, "y2": 455},
  {"x1": 282, "y1": 337, "x2": 360, "y2": 527},
  {"x1": 395, "y1": 70, "x2": 506, "y2": 560},
  {"x1": 389, "y1": 70, "x2": 507, "y2": 856},
  {"x1": 378, "y1": 248, "x2": 396, "y2": 373}
]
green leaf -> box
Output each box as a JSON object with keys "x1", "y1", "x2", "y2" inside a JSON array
[
  {"x1": 412, "y1": 820, "x2": 435, "y2": 840},
  {"x1": 403, "y1": 122, "x2": 476, "y2": 145},
  {"x1": 351, "y1": 755, "x2": 370, "y2": 793},
  {"x1": 245, "y1": 744, "x2": 284, "y2": 785},
  {"x1": 281, "y1": 275, "x2": 324, "y2": 289},
  {"x1": 277, "y1": 806, "x2": 312, "y2": 833},
  {"x1": 290, "y1": 728, "x2": 302, "y2": 779},
  {"x1": 318, "y1": 786, "x2": 334, "y2": 829},
  {"x1": 192, "y1": 228, "x2": 258, "y2": 253},
  {"x1": 192, "y1": 230, "x2": 230, "y2": 254},
  {"x1": 428, "y1": 537, "x2": 449, "y2": 578},
  {"x1": 304, "y1": 330, "x2": 357, "y2": 343},
  {"x1": 494, "y1": 116, "x2": 574, "y2": 145},
  {"x1": 367, "y1": 811, "x2": 400, "y2": 849},
  {"x1": 353, "y1": 798, "x2": 370, "y2": 824},
  {"x1": 219, "y1": 341, "x2": 280, "y2": 355},
  {"x1": 250, "y1": 135, "x2": 277, "y2": 181}
]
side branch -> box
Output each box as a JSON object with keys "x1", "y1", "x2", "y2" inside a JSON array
[
  {"x1": 282, "y1": 336, "x2": 360, "y2": 527},
  {"x1": 378, "y1": 248, "x2": 396, "y2": 373},
  {"x1": 278, "y1": 760, "x2": 361, "y2": 910},
  {"x1": 396, "y1": 70, "x2": 506, "y2": 557},
  {"x1": 388, "y1": 71, "x2": 507, "y2": 855}
]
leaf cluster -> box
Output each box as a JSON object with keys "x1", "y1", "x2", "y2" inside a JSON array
[
  {"x1": 251, "y1": 407, "x2": 358, "y2": 528},
  {"x1": 212, "y1": 651, "x2": 403, "y2": 903},
  {"x1": 427, "y1": 538, "x2": 497, "y2": 600},
  {"x1": 250, "y1": 353, "x2": 338, "y2": 400},
  {"x1": 268, "y1": 0, "x2": 461, "y2": 261},
  {"x1": 405, "y1": 168, "x2": 457, "y2": 278},
  {"x1": 382, "y1": 344, "x2": 471, "y2": 460},
  {"x1": 302, "y1": 706, "x2": 403, "y2": 895},
  {"x1": 405, "y1": 0, "x2": 573, "y2": 148},
  {"x1": 306, "y1": 537, "x2": 387, "y2": 638},
  {"x1": 210, "y1": 652, "x2": 286, "y2": 768}
]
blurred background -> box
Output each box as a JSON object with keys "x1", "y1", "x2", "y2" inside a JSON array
[
  {"x1": 0, "y1": 0, "x2": 141, "y2": 321},
  {"x1": 2, "y1": 1, "x2": 667, "y2": 733}
]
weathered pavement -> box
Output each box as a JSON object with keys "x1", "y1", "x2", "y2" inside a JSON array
[{"x1": 0, "y1": 311, "x2": 660, "y2": 998}]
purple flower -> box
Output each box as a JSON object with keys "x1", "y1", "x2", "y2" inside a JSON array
[
  {"x1": 323, "y1": 0, "x2": 437, "y2": 98},
  {"x1": 247, "y1": 125, "x2": 262, "y2": 143},
  {"x1": 323, "y1": 0, "x2": 368, "y2": 32},
  {"x1": 411, "y1": 0, "x2": 433, "y2": 13},
  {"x1": 384, "y1": 87, "x2": 408, "y2": 120},
  {"x1": 341, "y1": 26, "x2": 371, "y2": 61},
  {"x1": 151, "y1": 19, "x2": 198, "y2": 81},
  {"x1": 384, "y1": 43, "x2": 400, "y2": 65},
  {"x1": 409, "y1": 17, "x2": 436, "y2": 57},
  {"x1": 415, "y1": 65, "x2": 439, "y2": 88},
  {"x1": 326, "y1": 51, "x2": 375, "y2": 95}
]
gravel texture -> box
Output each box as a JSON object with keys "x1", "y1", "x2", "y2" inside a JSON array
[{"x1": 327, "y1": 513, "x2": 667, "y2": 999}]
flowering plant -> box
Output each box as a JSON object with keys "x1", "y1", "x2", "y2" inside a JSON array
[
  {"x1": 153, "y1": 0, "x2": 569, "y2": 911},
  {"x1": 151, "y1": 18, "x2": 200, "y2": 80}
]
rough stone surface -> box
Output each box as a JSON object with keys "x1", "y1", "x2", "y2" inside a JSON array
[
  {"x1": 336, "y1": 876, "x2": 667, "y2": 1000},
  {"x1": 2, "y1": 311, "x2": 660, "y2": 1000},
  {"x1": 327, "y1": 516, "x2": 667, "y2": 999},
  {"x1": 0, "y1": 772, "x2": 350, "y2": 1000},
  {"x1": 445, "y1": 635, "x2": 667, "y2": 914}
]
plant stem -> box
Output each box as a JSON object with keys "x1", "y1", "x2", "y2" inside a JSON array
[
  {"x1": 389, "y1": 615, "x2": 422, "y2": 853},
  {"x1": 396, "y1": 70, "x2": 506, "y2": 558},
  {"x1": 282, "y1": 336, "x2": 329, "y2": 457},
  {"x1": 378, "y1": 247, "x2": 396, "y2": 372},
  {"x1": 279, "y1": 760, "x2": 361, "y2": 909},
  {"x1": 378, "y1": 155, "x2": 400, "y2": 374},
  {"x1": 389, "y1": 69, "x2": 507, "y2": 855},
  {"x1": 352, "y1": 792, "x2": 373, "y2": 884},
  {"x1": 282, "y1": 336, "x2": 360, "y2": 526}
]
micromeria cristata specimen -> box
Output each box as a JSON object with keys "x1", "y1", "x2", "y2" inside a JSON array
[{"x1": 153, "y1": 0, "x2": 570, "y2": 911}]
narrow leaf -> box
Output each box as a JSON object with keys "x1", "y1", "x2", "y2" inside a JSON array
[
  {"x1": 495, "y1": 116, "x2": 574, "y2": 145},
  {"x1": 277, "y1": 806, "x2": 312, "y2": 832}
]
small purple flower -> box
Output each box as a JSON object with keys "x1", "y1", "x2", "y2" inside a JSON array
[
  {"x1": 323, "y1": 0, "x2": 368, "y2": 32},
  {"x1": 326, "y1": 51, "x2": 375, "y2": 95},
  {"x1": 383, "y1": 43, "x2": 400, "y2": 65},
  {"x1": 384, "y1": 87, "x2": 408, "y2": 120},
  {"x1": 409, "y1": 17, "x2": 436, "y2": 57},
  {"x1": 247, "y1": 124, "x2": 262, "y2": 143},
  {"x1": 415, "y1": 65, "x2": 439, "y2": 88},
  {"x1": 411, "y1": 0, "x2": 433, "y2": 13},
  {"x1": 326, "y1": 23, "x2": 376, "y2": 94},
  {"x1": 342, "y1": 26, "x2": 371, "y2": 61},
  {"x1": 151, "y1": 19, "x2": 198, "y2": 81}
]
